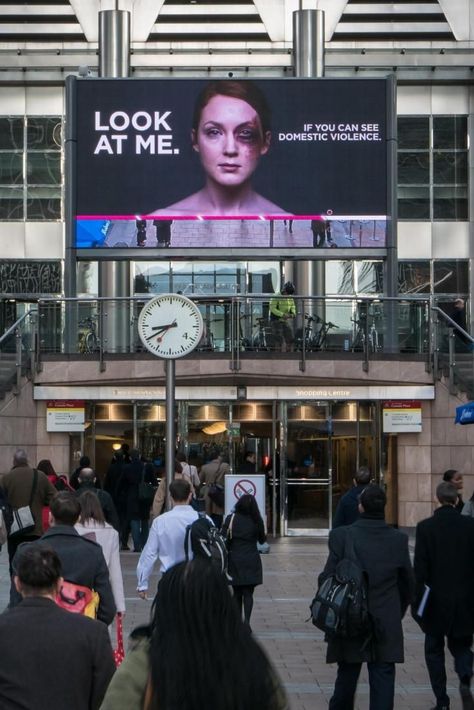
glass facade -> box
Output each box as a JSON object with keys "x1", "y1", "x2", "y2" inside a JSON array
[
  {"x1": 398, "y1": 115, "x2": 468, "y2": 220},
  {"x1": 0, "y1": 116, "x2": 62, "y2": 221}
]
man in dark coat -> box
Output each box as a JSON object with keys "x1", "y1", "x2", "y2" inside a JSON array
[
  {"x1": 0, "y1": 544, "x2": 114, "y2": 710},
  {"x1": 332, "y1": 465, "x2": 371, "y2": 528},
  {"x1": 11, "y1": 492, "x2": 116, "y2": 625},
  {"x1": 414, "y1": 481, "x2": 474, "y2": 710},
  {"x1": 1, "y1": 449, "x2": 56, "y2": 576},
  {"x1": 122, "y1": 448, "x2": 155, "y2": 552},
  {"x1": 76, "y1": 467, "x2": 120, "y2": 531},
  {"x1": 320, "y1": 484, "x2": 413, "y2": 710}
]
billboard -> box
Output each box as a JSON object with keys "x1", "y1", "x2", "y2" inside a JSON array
[{"x1": 70, "y1": 77, "x2": 390, "y2": 249}]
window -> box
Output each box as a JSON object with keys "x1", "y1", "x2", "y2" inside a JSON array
[
  {"x1": 0, "y1": 116, "x2": 62, "y2": 221},
  {"x1": 397, "y1": 116, "x2": 468, "y2": 221}
]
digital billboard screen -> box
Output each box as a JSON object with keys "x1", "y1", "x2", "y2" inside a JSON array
[{"x1": 70, "y1": 77, "x2": 390, "y2": 249}]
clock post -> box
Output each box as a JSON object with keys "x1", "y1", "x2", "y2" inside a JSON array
[{"x1": 137, "y1": 294, "x2": 204, "y2": 510}]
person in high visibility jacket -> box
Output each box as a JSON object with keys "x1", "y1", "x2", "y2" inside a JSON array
[{"x1": 269, "y1": 281, "x2": 296, "y2": 351}]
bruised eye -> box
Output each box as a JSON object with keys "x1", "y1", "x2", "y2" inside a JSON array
[
  {"x1": 237, "y1": 128, "x2": 258, "y2": 143},
  {"x1": 204, "y1": 127, "x2": 222, "y2": 138}
]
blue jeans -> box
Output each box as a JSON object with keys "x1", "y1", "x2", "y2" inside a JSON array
[
  {"x1": 329, "y1": 661, "x2": 395, "y2": 710},
  {"x1": 130, "y1": 518, "x2": 149, "y2": 552}
]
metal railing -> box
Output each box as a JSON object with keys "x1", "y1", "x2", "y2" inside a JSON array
[
  {"x1": 0, "y1": 309, "x2": 37, "y2": 396},
  {"x1": 33, "y1": 295, "x2": 431, "y2": 373},
  {"x1": 432, "y1": 306, "x2": 474, "y2": 398}
]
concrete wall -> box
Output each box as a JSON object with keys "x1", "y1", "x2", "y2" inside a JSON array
[
  {"x1": 397, "y1": 379, "x2": 474, "y2": 527},
  {"x1": 0, "y1": 381, "x2": 69, "y2": 475}
]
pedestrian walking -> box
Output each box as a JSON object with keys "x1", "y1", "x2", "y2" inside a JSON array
[
  {"x1": 76, "y1": 467, "x2": 120, "y2": 531},
  {"x1": 1, "y1": 449, "x2": 56, "y2": 591},
  {"x1": 413, "y1": 481, "x2": 474, "y2": 710},
  {"x1": 443, "y1": 469, "x2": 464, "y2": 512},
  {"x1": 136, "y1": 479, "x2": 198, "y2": 599},
  {"x1": 222, "y1": 493, "x2": 266, "y2": 629},
  {"x1": 320, "y1": 484, "x2": 413, "y2": 710},
  {"x1": 151, "y1": 460, "x2": 194, "y2": 518},
  {"x1": 101, "y1": 558, "x2": 288, "y2": 710},
  {"x1": 0, "y1": 544, "x2": 115, "y2": 710},
  {"x1": 75, "y1": 490, "x2": 126, "y2": 616},
  {"x1": 199, "y1": 447, "x2": 229, "y2": 527},
  {"x1": 332, "y1": 465, "x2": 371, "y2": 528},
  {"x1": 122, "y1": 449, "x2": 156, "y2": 552}
]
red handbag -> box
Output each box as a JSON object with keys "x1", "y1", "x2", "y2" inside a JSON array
[{"x1": 113, "y1": 613, "x2": 125, "y2": 667}]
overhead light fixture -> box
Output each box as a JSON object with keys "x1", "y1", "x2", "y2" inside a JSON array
[
  {"x1": 112, "y1": 442, "x2": 122, "y2": 451},
  {"x1": 202, "y1": 421, "x2": 227, "y2": 435}
]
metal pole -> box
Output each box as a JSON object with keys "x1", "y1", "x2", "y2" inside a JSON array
[
  {"x1": 292, "y1": 9, "x2": 325, "y2": 317},
  {"x1": 98, "y1": 10, "x2": 131, "y2": 354},
  {"x1": 165, "y1": 359, "x2": 176, "y2": 510}
]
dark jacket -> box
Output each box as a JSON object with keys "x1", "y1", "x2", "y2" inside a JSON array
[
  {"x1": 319, "y1": 517, "x2": 413, "y2": 664},
  {"x1": 222, "y1": 512, "x2": 266, "y2": 587},
  {"x1": 1, "y1": 465, "x2": 57, "y2": 537},
  {"x1": 77, "y1": 482, "x2": 120, "y2": 531},
  {"x1": 12, "y1": 525, "x2": 116, "y2": 625},
  {"x1": 0, "y1": 597, "x2": 115, "y2": 710},
  {"x1": 122, "y1": 459, "x2": 156, "y2": 520},
  {"x1": 413, "y1": 505, "x2": 474, "y2": 637},
  {"x1": 332, "y1": 484, "x2": 367, "y2": 528}
]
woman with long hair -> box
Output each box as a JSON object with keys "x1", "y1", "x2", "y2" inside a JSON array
[
  {"x1": 75, "y1": 490, "x2": 125, "y2": 615},
  {"x1": 222, "y1": 493, "x2": 266, "y2": 629},
  {"x1": 37, "y1": 459, "x2": 73, "y2": 531},
  {"x1": 100, "y1": 558, "x2": 287, "y2": 710}
]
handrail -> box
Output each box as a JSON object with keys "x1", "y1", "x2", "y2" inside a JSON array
[
  {"x1": 431, "y1": 306, "x2": 474, "y2": 344},
  {"x1": 0, "y1": 309, "x2": 37, "y2": 347}
]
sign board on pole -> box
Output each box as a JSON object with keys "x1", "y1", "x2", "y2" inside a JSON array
[
  {"x1": 224, "y1": 475, "x2": 266, "y2": 524},
  {"x1": 382, "y1": 400, "x2": 422, "y2": 433},
  {"x1": 46, "y1": 400, "x2": 85, "y2": 432}
]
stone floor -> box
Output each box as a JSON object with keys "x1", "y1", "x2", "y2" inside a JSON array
[{"x1": 0, "y1": 536, "x2": 465, "y2": 709}]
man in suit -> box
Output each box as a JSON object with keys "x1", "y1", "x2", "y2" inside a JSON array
[
  {"x1": 76, "y1": 467, "x2": 120, "y2": 531},
  {"x1": 0, "y1": 544, "x2": 115, "y2": 710},
  {"x1": 332, "y1": 465, "x2": 371, "y2": 528},
  {"x1": 11, "y1": 491, "x2": 116, "y2": 625},
  {"x1": 414, "y1": 481, "x2": 474, "y2": 710},
  {"x1": 320, "y1": 484, "x2": 413, "y2": 710}
]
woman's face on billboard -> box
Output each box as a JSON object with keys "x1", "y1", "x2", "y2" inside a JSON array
[{"x1": 192, "y1": 94, "x2": 271, "y2": 189}]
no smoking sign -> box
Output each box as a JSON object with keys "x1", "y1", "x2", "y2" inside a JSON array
[{"x1": 233, "y1": 479, "x2": 257, "y2": 499}]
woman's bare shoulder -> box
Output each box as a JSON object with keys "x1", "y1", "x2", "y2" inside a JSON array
[{"x1": 149, "y1": 191, "x2": 206, "y2": 216}]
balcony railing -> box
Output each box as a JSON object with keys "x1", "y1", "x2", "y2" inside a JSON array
[
  {"x1": 34, "y1": 295, "x2": 431, "y2": 373},
  {"x1": 0, "y1": 309, "x2": 37, "y2": 396},
  {"x1": 432, "y1": 306, "x2": 474, "y2": 399}
]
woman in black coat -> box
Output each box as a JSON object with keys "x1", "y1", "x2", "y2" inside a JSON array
[{"x1": 222, "y1": 494, "x2": 266, "y2": 629}]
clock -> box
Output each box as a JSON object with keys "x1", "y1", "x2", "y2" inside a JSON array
[{"x1": 137, "y1": 294, "x2": 204, "y2": 359}]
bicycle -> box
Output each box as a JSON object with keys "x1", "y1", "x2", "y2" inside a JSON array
[
  {"x1": 252, "y1": 317, "x2": 273, "y2": 351},
  {"x1": 295, "y1": 314, "x2": 319, "y2": 351},
  {"x1": 351, "y1": 316, "x2": 379, "y2": 353},
  {"x1": 313, "y1": 318, "x2": 339, "y2": 350},
  {"x1": 78, "y1": 316, "x2": 99, "y2": 353}
]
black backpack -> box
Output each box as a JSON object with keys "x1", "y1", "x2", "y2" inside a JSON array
[
  {"x1": 309, "y1": 532, "x2": 371, "y2": 640},
  {"x1": 184, "y1": 513, "x2": 230, "y2": 578}
]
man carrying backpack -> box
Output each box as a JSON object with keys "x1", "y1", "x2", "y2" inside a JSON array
[{"x1": 318, "y1": 484, "x2": 413, "y2": 710}]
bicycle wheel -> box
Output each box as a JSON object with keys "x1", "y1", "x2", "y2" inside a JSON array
[{"x1": 85, "y1": 332, "x2": 98, "y2": 353}]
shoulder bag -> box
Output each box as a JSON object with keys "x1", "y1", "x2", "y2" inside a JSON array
[
  {"x1": 138, "y1": 468, "x2": 156, "y2": 504},
  {"x1": 207, "y1": 464, "x2": 225, "y2": 508},
  {"x1": 9, "y1": 469, "x2": 38, "y2": 538}
]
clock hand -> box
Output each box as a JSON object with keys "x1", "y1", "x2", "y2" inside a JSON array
[{"x1": 150, "y1": 321, "x2": 178, "y2": 331}]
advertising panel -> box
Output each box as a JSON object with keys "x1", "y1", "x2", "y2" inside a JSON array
[{"x1": 70, "y1": 77, "x2": 390, "y2": 249}]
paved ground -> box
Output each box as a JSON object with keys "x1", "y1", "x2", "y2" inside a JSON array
[{"x1": 0, "y1": 536, "x2": 465, "y2": 709}]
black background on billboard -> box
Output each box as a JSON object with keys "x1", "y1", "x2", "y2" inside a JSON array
[{"x1": 74, "y1": 78, "x2": 388, "y2": 216}]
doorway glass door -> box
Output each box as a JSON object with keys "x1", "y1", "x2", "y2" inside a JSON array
[{"x1": 283, "y1": 403, "x2": 332, "y2": 535}]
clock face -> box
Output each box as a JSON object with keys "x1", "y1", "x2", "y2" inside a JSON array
[{"x1": 138, "y1": 294, "x2": 204, "y2": 359}]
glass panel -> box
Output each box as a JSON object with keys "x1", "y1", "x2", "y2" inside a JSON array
[
  {"x1": 433, "y1": 152, "x2": 467, "y2": 185},
  {"x1": 0, "y1": 187, "x2": 23, "y2": 219},
  {"x1": 286, "y1": 403, "x2": 330, "y2": 530},
  {"x1": 397, "y1": 117, "x2": 429, "y2": 149},
  {"x1": 26, "y1": 197, "x2": 61, "y2": 220},
  {"x1": 27, "y1": 117, "x2": 62, "y2": 150},
  {"x1": 77, "y1": 262, "x2": 99, "y2": 297},
  {"x1": 398, "y1": 152, "x2": 430, "y2": 184},
  {"x1": 0, "y1": 153, "x2": 23, "y2": 184},
  {"x1": 398, "y1": 187, "x2": 430, "y2": 219},
  {"x1": 398, "y1": 261, "x2": 431, "y2": 294},
  {"x1": 433, "y1": 187, "x2": 468, "y2": 220},
  {"x1": 26, "y1": 152, "x2": 61, "y2": 185},
  {"x1": 134, "y1": 262, "x2": 170, "y2": 294},
  {"x1": 433, "y1": 260, "x2": 469, "y2": 294},
  {"x1": 137, "y1": 403, "x2": 166, "y2": 463},
  {"x1": 325, "y1": 261, "x2": 354, "y2": 295},
  {"x1": 433, "y1": 116, "x2": 467, "y2": 150},
  {"x1": 0, "y1": 118, "x2": 24, "y2": 150},
  {"x1": 356, "y1": 261, "x2": 384, "y2": 294},
  {"x1": 187, "y1": 403, "x2": 230, "y2": 466}
]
